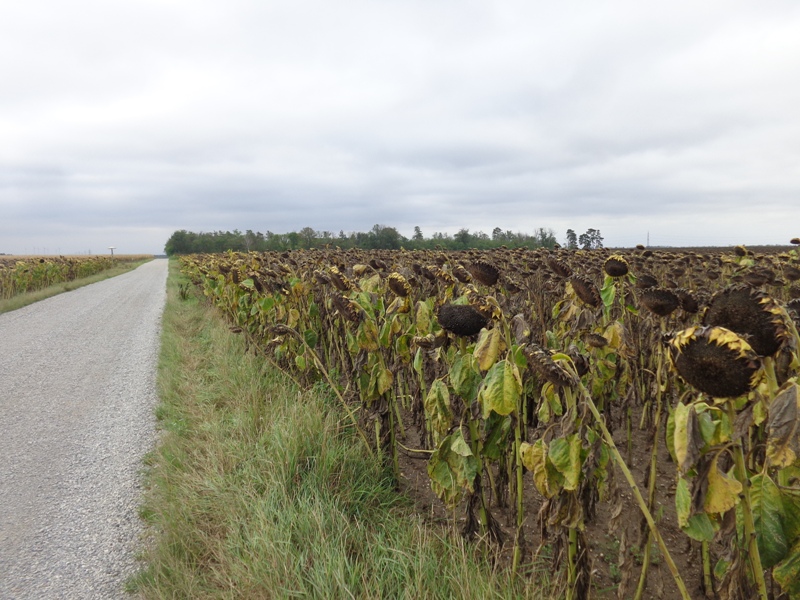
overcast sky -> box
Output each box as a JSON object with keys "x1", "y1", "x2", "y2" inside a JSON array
[{"x1": 2, "y1": 1, "x2": 799, "y2": 255}]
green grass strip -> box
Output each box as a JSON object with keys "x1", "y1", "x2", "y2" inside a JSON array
[{"x1": 130, "y1": 260, "x2": 549, "y2": 599}]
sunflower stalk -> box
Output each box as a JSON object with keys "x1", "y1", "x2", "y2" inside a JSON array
[{"x1": 572, "y1": 373, "x2": 690, "y2": 600}]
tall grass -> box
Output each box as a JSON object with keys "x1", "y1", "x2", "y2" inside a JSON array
[{"x1": 131, "y1": 261, "x2": 549, "y2": 599}]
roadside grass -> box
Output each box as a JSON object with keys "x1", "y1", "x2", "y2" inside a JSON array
[
  {"x1": 130, "y1": 260, "x2": 550, "y2": 599},
  {"x1": 0, "y1": 258, "x2": 153, "y2": 315}
]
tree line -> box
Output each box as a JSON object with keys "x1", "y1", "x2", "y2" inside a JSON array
[{"x1": 164, "y1": 225, "x2": 576, "y2": 255}]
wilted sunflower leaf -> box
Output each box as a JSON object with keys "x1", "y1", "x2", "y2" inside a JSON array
[
  {"x1": 674, "y1": 403, "x2": 704, "y2": 473},
  {"x1": 548, "y1": 435, "x2": 582, "y2": 491},
  {"x1": 449, "y1": 353, "x2": 481, "y2": 402},
  {"x1": 676, "y1": 477, "x2": 718, "y2": 541},
  {"x1": 424, "y1": 379, "x2": 452, "y2": 446},
  {"x1": 766, "y1": 381, "x2": 800, "y2": 468},
  {"x1": 520, "y1": 439, "x2": 561, "y2": 498},
  {"x1": 474, "y1": 327, "x2": 504, "y2": 371},
  {"x1": 704, "y1": 454, "x2": 742, "y2": 515},
  {"x1": 427, "y1": 429, "x2": 478, "y2": 508},
  {"x1": 479, "y1": 359, "x2": 522, "y2": 419}
]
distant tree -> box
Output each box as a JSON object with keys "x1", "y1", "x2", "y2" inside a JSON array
[
  {"x1": 578, "y1": 228, "x2": 604, "y2": 250},
  {"x1": 454, "y1": 228, "x2": 472, "y2": 249},
  {"x1": 298, "y1": 227, "x2": 318, "y2": 248},
  {"x1": 565, "y1": 229, "x2": 578, "y2": 249},
  {"x1": 492, "y1": 227, "x2": 504, "y2": 242},
  {"x1": 413, "y1": 226, "x2": 424, "y2": 242}
]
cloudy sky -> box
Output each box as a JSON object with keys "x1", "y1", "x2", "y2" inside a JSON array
[{"x1": 2, "y1": 1, "x2": 799, "y2": 255}]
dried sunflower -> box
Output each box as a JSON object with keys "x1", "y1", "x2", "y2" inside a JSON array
[
  {"x1": 387, "y1": 273, "x2": 411, "y2": 297},
  {"x1": 523, "y1": 344, "x2": 576, "y2": 388},
  {"x1": 468, "y1": 261, "x2": 500, "y2": 286},
  {"x1": 547, "y1": 257, "x2": 572, "y2": 278},
  {"x1": 639, "y1": 288, "x2": 680, "y2": 318},
  {"x1": 669, "y1": 326, "x2": 762, "y2": 399},
  {"x1": 569, "y1": 275, "x2": 601, "y2": 308},
  {"x1": 437, "y1": 304, "x2": 488, "y2": 337},
  {"x1": 703, "y1": 285, "x2": 790, "y2": 357},
  {"x1": 603, "y1": 255, "x2": 629, "y2": 278}
]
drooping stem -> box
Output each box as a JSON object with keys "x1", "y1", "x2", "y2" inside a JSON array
[{"x1": 566, "y1": 525, "x2": 578, "y2": 600}]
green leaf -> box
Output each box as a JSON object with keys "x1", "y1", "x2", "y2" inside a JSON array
[
  {"x1": 548, "y1": 435, "x2": 582, "y2": 491},
  {"x1": 751, "y1": 473, "x2": 789, "y2": 569},
  {"x1": 428, "y1": 429, "x2": 478, "y2": 508},
  {"x1": 600, "y1": 276, "x2": 616, "y2": 310},
  {"x1": 773, "y1": 540, "x2": 800, "y2": 597},
  {"x1": 294, "y1": 354, "x2": 307, "y2": 371},
  {"x1": 479, "y1": 359, "x2": 522, "y2": 419},
  {"x1": 483, "y1": 413, "x2": 512, "y2": 461},
  {"x1": 424, "y1": 379, "x2": 452, "y2": 446},
  {"x1": 357, "y1": 319, "x2": 379, "y2": 352},
  {"x1": 676, "y1": 477, "x2": 718, "y2": 541},
  {"x1": 449, "y1": 353, "x2": 481, "y2": 402},
  {"x1": 303, "y1": 329, "x2": 318, "y2": 348}
]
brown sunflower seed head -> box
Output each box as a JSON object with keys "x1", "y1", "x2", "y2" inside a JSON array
[
  {"x1": 387, "y1": 272, "x2": 411, "y2": 297},
  {"x1": 675, "y1": 288, "x2": 700, "y2": 313},
  {"x1": 734, "y1": 245, "x2": 748, "y2": 257},
  {"x1": 328, "y1": 266, "x2": 353, "y2": 292},
  {"x1": 437, "y1": 303, "x2": 488, "y2": 337},
  {"x1": 585, "y1": 332, "x2": 608, "y2": 348},
  {"x1": 636, "y1": 273, "x2": 658, "y2": 289},
  {"x1": 468, "y1": 261, "x2": 500, "y2": 286},
  {"x1": 569, "y1": 275, "x2": 601, "y2": 308},
  {"x1": 604, "y1": 255, "x2": 629, "y2": 278},
  {"x1": 790, "y1": 238, "x2": 800, "y2": 245},
  {"x1": 331, "y1": 291, "x2": 363, "y2": 323},
  {"x1": 639, "y1": 288, "x2": 680, "y2": 317},
  {"x1": 523, "y1": 344, "x2": 576, "y2": 388},
  {"x1": 452, "y1": 264, "x2": 472, "y2": 284},
  {"x1": 547, "y1": 257, "x2": 573, "y2": 278},
  {"x1": 669, "y1": 326, "x2": 762, "y2": 398},
  {"x1": 703, "y1": 285, "x2": 790, "y2": 357}
]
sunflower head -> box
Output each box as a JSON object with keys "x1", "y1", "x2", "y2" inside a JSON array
[
  {"x1": 639, "y1": 288, "x2": 680, "y2": 318},
  {"x1": 331, "y1": 291, "x2": 363, "y2": 323},
  {"x1": 669, "y1": 326, "x2": 762, "y2": 399},
  {"x1": 468, "y1": 261, "x2": 500, "y2": 286},
  {"x1": 523, "y1": 344, "x2": 576, "y2": 388},
  {"x1": 437, "y1": 303, "x2": 488, "y2": 337},
  {"x1": 703, "y1": 285, "x2": 790, "y2": 357},
  {"x1": 547, "y1": 257, "x2": 573, "y2": 278},
  {"x1": 569, "y1": 275, "x2": 601, "y2": 308},
  {"x1": 604, "y1": 255, "x2": 629, "y2": 278},
  {"x1": 387, "y1": 273, "x2": 411, "y2": 297},
  {"x1": 328, "y1": 266, "x2": 353, "y2": 292}
]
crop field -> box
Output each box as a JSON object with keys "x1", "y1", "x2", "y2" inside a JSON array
[
  {"x1": 0, "y1": 254, "x2": 152, "y2": 300},
  {"x1": 181, "y1": 243, "x2": 800, "y2": 600}
]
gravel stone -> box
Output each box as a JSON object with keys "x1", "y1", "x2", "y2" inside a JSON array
[{"x1": 0, "y1": 259, "x2": 167, "y2": 599}]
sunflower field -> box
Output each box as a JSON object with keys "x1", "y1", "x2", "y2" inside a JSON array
[{"x1": 180, "y1": 241, "x2": 800, "y2": 600}]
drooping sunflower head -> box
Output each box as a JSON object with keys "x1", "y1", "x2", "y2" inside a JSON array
[
  {"x1": 603, "y1": 255, "x2": 629, "y2": 278},
  {"x1": 547, "y1": 256, "x2": 573, "y2": 278},
  {"x1": 331, "y1": 291, "x2": 363, "y2": 323},
  {"x1": 675, "y1": 288, "x2": 700, "y2": 314},
  {"x1": 327, "y1": 266, "x2": 353, "y2": 292},
  {"x1": 436, "y1": 303, "x2": 488, "y2": 337},
  {"x1": 703, "y1": 285, "x2": 790, "y2": 357},
  {"x1": 569, "y1": 275, "x2": 601, "y2": 308},
  {"x1": 523, "y1": 344, "x2": 577, "y2": 388},
  {"x1": 669, "y1": 326, "x2": 762, "y2": 399},
  {"x1": 734, "y1": 245, "x2": 748, "y2": 257},
  {"x1": 468, "y1": 261, "x2": 500, "y2": 286},
  {"x1": 639, "y1": 288, "x2": 680, "y2": 318},
  {"x1": 387, "y1": 272, "x2": 411, "y2": 297}
]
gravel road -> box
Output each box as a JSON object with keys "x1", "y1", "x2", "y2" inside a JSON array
[{"x1": 0, "y1": 259, "x2": 168, "y2": 599}]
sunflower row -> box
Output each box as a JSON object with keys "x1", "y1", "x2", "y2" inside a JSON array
[{"x1": 182, "y1": 242, "x2": 800, "y2": 600}]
